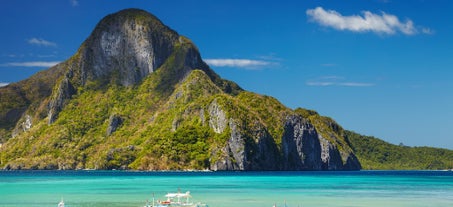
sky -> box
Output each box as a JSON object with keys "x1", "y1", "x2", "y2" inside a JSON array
[{"x1": 1, "y1": 0, "x2": 452, "y2": 149}]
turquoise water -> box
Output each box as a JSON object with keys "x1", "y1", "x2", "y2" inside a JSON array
[{"x1": 0, "y1": 171, "x2": 452, "y2": 207}]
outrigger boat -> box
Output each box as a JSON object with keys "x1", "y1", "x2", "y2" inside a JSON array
[{"x1": 144, "y1": 190, "x2": 207, "y2": 207}]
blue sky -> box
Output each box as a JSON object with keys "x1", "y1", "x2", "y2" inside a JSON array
[{"x1": 1, "y1": 0, "x2": 452, "y2": 149}]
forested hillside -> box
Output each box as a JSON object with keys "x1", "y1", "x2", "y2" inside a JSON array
[{"x1": 346, "y1": 130, "x2": 453, "y2": 170}]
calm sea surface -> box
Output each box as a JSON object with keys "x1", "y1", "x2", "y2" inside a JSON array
[{"x1": 0, "y1": 171, "x2": 452, "y2": 207}]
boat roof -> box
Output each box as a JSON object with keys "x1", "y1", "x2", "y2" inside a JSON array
[{"x1": 165, "y1": 191, "x2": 191, "y2": 198}]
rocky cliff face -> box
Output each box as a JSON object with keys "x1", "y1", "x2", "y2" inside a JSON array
[
  {"x1": 81, "y1": 9, "x2": 179, "y2": 86},
  {"x1": 206, "y1": 98, "x2": 360, "y2": 171},
  {"x1": 0, "y1": 9, "x2": 361, "y2": 171},
  {"x1": 48, "y1": 74, "x2": 76, "y2": 124},
  {"x1": 106, "y1": 114, "x2": 123, "y2": 136},
  {"x1": 282, "y1": 115, "x2": 322, "y2": 170}
]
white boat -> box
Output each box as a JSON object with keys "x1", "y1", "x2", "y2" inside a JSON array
[
  {"x1": 58, "y1": 198, "x2": 64, "y2": 207},
  {"x1": 144, "y1": 190, "x2": 207, "y2": 207}
]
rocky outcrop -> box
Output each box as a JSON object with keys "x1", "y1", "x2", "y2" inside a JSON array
[
  {"x1": 48, "y1": 75, "x2": 76, "y2": 124},
  {"x1": 208, "y1": 99, "x2": 228, "y2": 134},
  {"x1": 210, "y1": 119, "x2": 246, "y2": 171},
  {"x1": 246, "y1": 123, "x2": 280, "y2": 170},
  {"x1": 11, "y1": 114, "x2": 33, "y2": 138},
  {"x1": 106, "y1": 114, "x2": 123, "y2": 136},
  {"x1": 319, "y1": 136, "x2": 344, "y2": 170},
  {"x1": 210, "y1": 120, "x2": 281, "y2": 171},
  {"x1": 80, "y1": 9, "x2": 180, "y2": 86},
  {"x1": 282, "y1": 115, "x2": 322, "y2": 170},
  {"x1": 281, "y1": 114, "x2": 361, "y2": 170},
  {"x1": 207, "y1": 100, "x2": 360, "y2": 171},
  {"x1": 342, "y1": 152, "x2": 361, "y2": 170},
  {"x1": 208, "y1": 99, "x2": 242, "y2": 170}
]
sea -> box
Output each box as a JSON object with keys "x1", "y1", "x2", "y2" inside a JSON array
[{"x1": 0, "y1": 170, "x2": 452, "y2": 207}]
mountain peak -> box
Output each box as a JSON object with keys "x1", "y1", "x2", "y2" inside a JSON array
[
  {"x1": 103, "y1": 8, "x2": 160, "y2": 20},
  {"x1": 78, "y1": 8, "x2": 180, "y2": 87},
  {"x1": 94, "y1": 8, "x2": 178, "y2": 40},
  {"x1": 45, "y1": 9, "x2": 240, "y2": 124}
]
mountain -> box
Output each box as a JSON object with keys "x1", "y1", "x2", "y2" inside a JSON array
[{"x1": 0, "y1": 9, "x2": 450, "y2": 171}]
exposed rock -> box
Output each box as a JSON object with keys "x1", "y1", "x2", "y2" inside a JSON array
[
  {"x1": 247, "y1": 123, "x2": 280, "y2": 170},
  {"x1": 210, "y1": 119, "x2": 245, "y2": 171},
  {"x1": 106, "y1": 114, "x2": 123, "y2": 136},
  {"x1": 80, "y1": 9, "x2": 179, "y2": 86},
  {"x1": 171, "y1": 117, "x2": 181, "y2": 132},
  {"x1": 282, "y1": 115, "x2": 322, "y2": 170},
  {"x1": 48, "y1": 75, "x2": 76, "y2": 124},
  {"x1": 22, "y1": 115, "x2": 32, "y2": 131},
  {"x1": 342, "y1": 153, "x2": 362, "y2": 170},
  {"x1": 226, "y1": 119, "x2": 246, "y2": 170},
  {"x1": 211, "y1": 118, "x2": 282, "y2": 171},
  {"x1": 319, "y1": 136, "x2": 343, "y2": 170},
  {"x1": 208, "y1": 99, "x2": 228, "y2": 134},
  {"x1": 199, "y1": 108, "x2": 205, "y2": 126},
  {"x1": 210, "y1": 119, "x2": 245, "y2": 170},
  {"x1": 210, "y1": 113, "x2": 360, "y2": 171},
  {"x1": 11, "y1": 113, "x2": 32, "y2": 138},
  {"x1": 281, "y1": 114, "x2": 361, "y2": 170}
]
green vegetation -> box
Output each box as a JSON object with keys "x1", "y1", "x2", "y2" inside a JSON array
[
  {"x1": 237, "y1": 92, "x2": 290, "y2": 145},
  {"x1": 0, "y1": 32, "x2": 246, "y2": 170},
  {"x1": 0, "y1": 67, "x2": 210, "y2": 170},
  {"x1": 0, "y1": 62, "x2": 289, "y2": 170},
  {"x1": 0, "y1": 62, "x2": 64, "y2": 142},
  {"x1": 346, "y1": 130, "x2": 453, "y2": 170}
]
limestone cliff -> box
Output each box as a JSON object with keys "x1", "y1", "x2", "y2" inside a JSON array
[
  {"x1": 205, "y1": 95, "x2": 360, "y2": 171},
  {"x1": 80, "y1": 9, "x2": 179, "y2": 86}
]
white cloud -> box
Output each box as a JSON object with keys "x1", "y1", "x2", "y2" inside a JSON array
[
  {"x1": 28, "y1": 38, "x2": 57, "y2": 47},
  {"x1": 71, "y1": 0, "x2": 79, "y2": 6},
  {"x1": 0, "y1": 82, "x2": 9, "y2": 87},
  {"x1": 339, "y1": 82, "x2": 375, "y2": 87},
  {"x1": 306, "y1": 76, "x2": 374, "y2": 87},
  {"x1": 204, "y1": 58, "x2": 272, "y2": 69},
  {"x1": 306, "y1": 7, "x2": 431, "y2": 35},
  {"x1": 306, "y1": 81, "x2": 336, "y2": 86},
  {"x1": 1, "y1": 61, "x2": 61, "y2": 67}
]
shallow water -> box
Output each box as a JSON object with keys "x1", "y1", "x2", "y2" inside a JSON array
[{"x1": 0, "y1": 171, "x2": 452, "y2": 207}]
